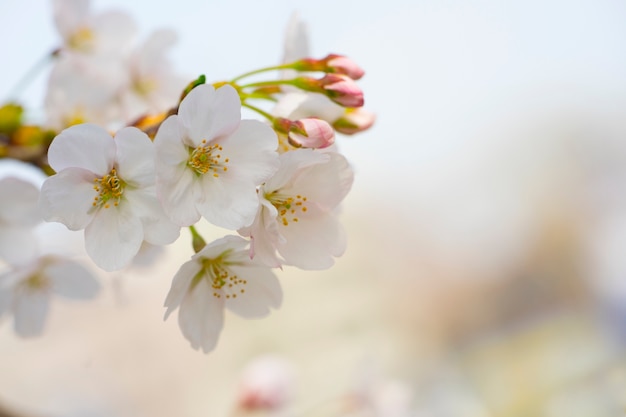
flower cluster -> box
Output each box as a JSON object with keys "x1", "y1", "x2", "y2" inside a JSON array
[{"x1": 0, "y1": 2, "x2": 373, "y2": 352}]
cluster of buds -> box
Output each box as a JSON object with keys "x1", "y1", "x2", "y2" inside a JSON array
[{"x1": 0, "y1": 1, "x2": 374, "y2": 353}]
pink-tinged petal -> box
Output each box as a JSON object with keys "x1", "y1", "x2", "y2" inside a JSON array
[
  {"x1": 84, "y1": 202, "x2": 143, "y2": 271},
  {"x1": 53, "y1": 0, "x2": 90, "y2": 40},
  {"x1": 0, "y1": 227, "x2": 38, "y2": 266},
  {"x1": 164, "y1": 259, "x2": 201, "y2": 319},
  {"x1": 225, "y1": 121, "x2": 279, "y2": 181},
  {"x1": 0, "y1": 178, "x2": 41, "y2": 227},
  {"x1": 154, "y1": 115, "x2": 189, "y2": 166},
  {"x1": 264, "y1": 149, "x2": 328, "y2": 192},
  {"x1": 277, "y1": 209, "x2": 346, "y2": 270},
  {"x1": 225, "y1": 265, "x2": 282, "y2": 318},
  {"x1": 13, "y1": 290, "x2": 50, "y2": 338},
  {"x1": 178, "y1": 279, "x2": 224, "y2": 353},
  {"x1": 197, "y1": 174, "x2": 259, "y2": 230},
  {"x1": 178, "y1": 84, "x2": 241, "y2": 145},
  {"x1": 39, "y1": 167, "x2": 97, "y2": 230},
  {"x1": 326, "y1": 55, "x2": 365, "y2": 80},
  {"x1": 241, "y1": 201, "x2": 283, "y2": 268},
  {"x1": 289, "y1": 118, "x2": 335, "y2": 149},
  {"x1": 48, "y1": 123, "x2": 115, "y2": 175},
  {"x1": 291, "y1": 152, "x2": 353, "y2": 209},
  {"x1": 114, "y1": 127, "x2": 155, "y2": 187},
  {"x1": 46, "y1": 259, "x2": 100, "y2": 299},
  {"x1": 124, "y1": 188, "x2": 180, "y2": 245}
]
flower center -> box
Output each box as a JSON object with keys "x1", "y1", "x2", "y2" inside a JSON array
[
  {"x1": 266, "y1": 192, "x2": 308, "y2": 226},
  {"x1": 68, "y1": 27, "x2": 95, "y2": 52},
  {"x1": 188, "y1": 139, "x2": 230, "y2": 177},
  {"x1": 92, "y1": 168, "x2": 124, "y2": 209},
  {"x1": 23, "y1": 273, "x2": 50, "y2": 291},
  {"x1": 201, "y1": 258, "x2": 247, "y2": 300}
]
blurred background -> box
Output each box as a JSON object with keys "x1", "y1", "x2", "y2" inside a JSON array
[{"x1": 2, "y1": 0, "x2": 626, "y2": 416}]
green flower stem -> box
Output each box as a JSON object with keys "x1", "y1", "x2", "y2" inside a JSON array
[
  {"x1": 189, "y1": 225, "x2": 207, "y2": 253},
  {"x1": 238, "y1": 79, "x2": 295, "y2": 89},
  {"x1": 241, "y1": 102, "x2": 275, "y2": 122},
  {"x1": 230, "y1": 63, "x2": 295, "y2": 83}
]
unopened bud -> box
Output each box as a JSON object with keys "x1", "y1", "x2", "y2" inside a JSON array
[
  {"x1": 273, "y1": 117, "x2": 335, "y2": 149},
  {"x1": 293, "y1": 75, "x2": 364, "y2": 108},
  {"x1": 333, "y1": 108, "x2": 376, "y2": 135},
  {"x1": 237, "y1": 355, "x2": 294, "y2": 411},
  {"x1": 293, "y1": 54, "x2": 365, "y2": 80},
  {"x1": 289, "y1": 118, "x2": 335, "y2": 148},
  {"x1": 318, "y1": 74, "x2": 364, "y2": 108}
]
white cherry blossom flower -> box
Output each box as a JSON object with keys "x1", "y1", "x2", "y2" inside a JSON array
[
  {"x1": 240, "y1": 149, "x2": 353, "y2": 270},
  {"x1": 0, "y1": 177, "x2": 41, "y2": 265},
  {"x1": 164, "y1": 235, "x2": 282, "y2": 353},
  {"x1": 154, "y1": 84, "x2": 279, "y2": 229},
  {"x1": 118, "y1": 29, "x2": 187, "y2": 122},
  {"x1": 53, "y1": 0, "x2": 136, "y2": 57},
  {"x1": 45, "y1": 57, "x2": 123, "y2": 130},
  {"x1": 39, "y1": 124, "x2": 180, "y2": 271},
  {"x1": 0, "y1": 255, "x2": 99, "y2": 337}
]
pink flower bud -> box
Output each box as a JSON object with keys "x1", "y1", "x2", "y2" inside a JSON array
[
  {"x1": 293, "y1": 54, "x2": 365, "y2": 80},
  {"x1": 325, "y1": 54, "x2": 365, "y2": 80},
  {"x1": 289, "y1": 118, "x2": 335, "y2": 148},
  {"x1": 236, "y1": 356, "x2": 294, "y2": 411},
  {"x1": 273, "y1": 117, "x2": 335, "y2": 149},
  {"x1": 333, "y1": 108, "x2": 376, "y2": 135},
  {"x1": 319, "y1": 74, "x2": 364, "y2": 108}
]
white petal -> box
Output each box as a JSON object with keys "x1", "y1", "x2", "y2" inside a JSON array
[
  {"x1": 278, "y1": 208, "x2": 346, "y2": 270},
  {"x1": 124, "y1": 188, "x2": 180, "y2": 245},
  {"x1": 114, "y1": 127, "x2": 155, "y2": 187},
  {"x1": 291, "y1": 152, "x2": 353, "y2": 209},
  {"x1": 158, "y1": 167, "x2": 202, "y2": 227},
  {"x1": 0, "y1": 226, "x2": 39, "y2": 265},
  {"x1": 164, "y1": 259, "x2": 201, "y2": 319},
  {"x1": 193, "y1": 235, "x2": 250, "y2": 261},
  {"x1": 225, "y1": 265, "x2": 282, "y2": 318},
  {"x1": 84, "y1": 202, "x2": 143, "y2": 271},
  {"x1": 0, "y1": 284, "x2": 12, "y2": 318},
  {"x1": 223, "y1": 120, "x2": 279, "y2": 182},
  {"x1": 178, "y1": 84, "x2": 241, "y2": 145},
  {"x1": 46, "y1": 259, "x2": 100, "y2": 299},
  {"x1": 39, "y1": 167, "x2": 97, "y2": 230},
  {"x1": 0, "y1": 178, "x2": 41, "y2": 227},
  {"x1": 197, "y1": 174, "x2": 260, "y2": 230},
  {"x1": 48, "y1": 123, "x2": 116, "y2": 175},
  {"x1": 265, "y1": 149, "x2": 329, "y2": 192},
  {"x1": 13, "y1": 290, "x2": 50, "y2": 338},
  {"x1": 92, "y1": 10, "x2": 137, "y2": 54},
  {"x1": 282, "y1": 12, "x2": 310, "y2": 64},
  {"x1": 53, "y1": 0, "x2": 89, "y2": 40},
  {"x1": 154, "y1": 115, "x2": 189, "y2": 166},
  {"x1": 178, "y1": 279, "x2": 224, "y2": 353}
]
